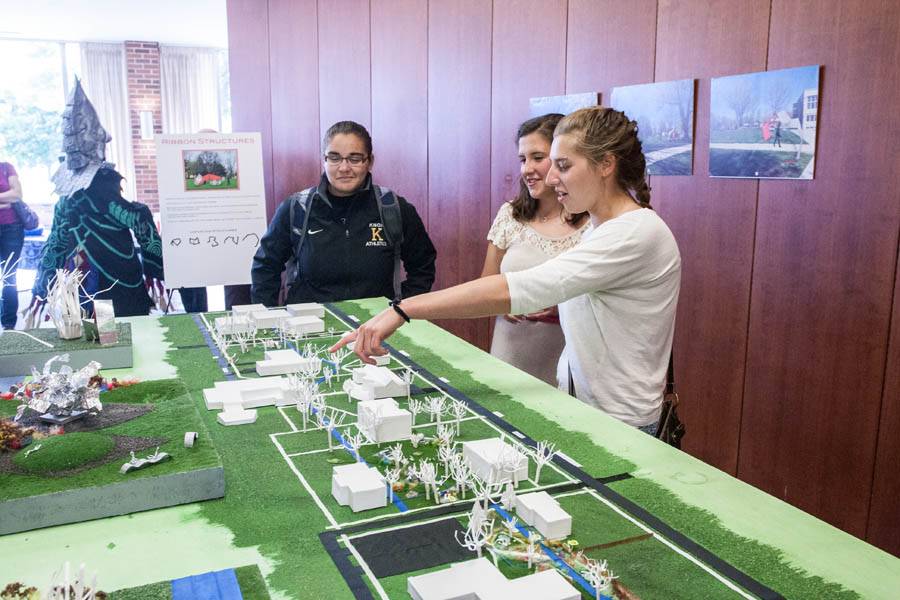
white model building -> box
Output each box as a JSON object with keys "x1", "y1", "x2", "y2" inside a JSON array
[
  {"x1": 357, "y1": 398, "x2": 412, "y2": 443},
  {"x1": 407, "y1": 557, "x2": 579, "y2": 600},
  {"x1": 343, "y1": 365, "x2": 409, "y2": 401},
  {"x1": 203, "y1": 377, "x2": 292, "y2": 411},
  {"x1": 286, "y1": 302, "x2": 325, "y2": 318},
  {"x1": 331, "y1": 462, "x2": 387, "y2": 512},
  {"x1": 216, "y1": 406, "x2": 258, "y2": 426},
  {"x1": 249, "y1": 308, "x2": 291, "y2": 330},
  {"x1": 281, "y1": 315, "x2": 325, "y2": 337},
  {"x1": 256, "y1": 349, "x2": 321, "y2": 376},
  {"x1": 214, "y1": 315, "x2": 255, "y2": 336},
  {"x1": 515, "y1": 491, "x2": 572, "y2": 541},
  {"x1": 462, "y1": 438, "x2": 529, "y2": 485},
  {"x1": 231, "y1": 303, "x2": 267, "y2": 315}
]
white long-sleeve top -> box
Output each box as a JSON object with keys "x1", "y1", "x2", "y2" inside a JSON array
[{"x1": 506, "y1": 208, "x2": 681, "y2": 426}]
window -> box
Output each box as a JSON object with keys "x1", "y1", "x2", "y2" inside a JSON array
[
  {"x1": 0, "y1": 40, "x2": 84, "y2": 230},
  {"x1": 807, "y1": 95, "x2": 817, "y2": 110}
]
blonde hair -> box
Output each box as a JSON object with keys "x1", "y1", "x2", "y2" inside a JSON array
[{"x1": 554, "y1": 107, "x2": 651, "y2": 208}]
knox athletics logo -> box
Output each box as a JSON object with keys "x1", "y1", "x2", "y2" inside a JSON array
[{"x1": 365, "y1": 222, "x2": 388, "y2": 247}]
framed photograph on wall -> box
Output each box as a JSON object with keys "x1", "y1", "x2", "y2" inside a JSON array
[
  {"x1": 529, "y1": 92, "x2": 600, "y2": 117},
  {"x1": 710, "y1": 65, "x2": 820, "y2": 179},
  {"x1": 610, "y1": 78, "x2": 695, "y2": 175}
]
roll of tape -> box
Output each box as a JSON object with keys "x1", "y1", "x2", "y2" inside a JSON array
[{"x1": 184, "y1": 431, "x2": 198, "y2": 448}]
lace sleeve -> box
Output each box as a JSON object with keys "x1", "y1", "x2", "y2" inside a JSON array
[{"x1": 486, "y1": 203, "x2": 519, "y2": 250}]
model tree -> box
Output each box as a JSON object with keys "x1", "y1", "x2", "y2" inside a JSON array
[
  {"x1": 409, "y1": 459, "x2": 442, "y2": 503},
  {"x1": 583, "y1": 558, "x2": 617, "y2": 599},
  {"x1": 435, "y1": 423, "x2": 455, "y2": 448},
  {"x1": 450, "y1": 399, "x2": 468, "y2": 436},
  {"x1": 502, "y1": 515, "x2": 519, "y2": 539},
  {"x1": 455, "y1": 502, "x2": 495, "y2": 559},
  {"x1": 46, "y1": 562, "x2": 103, "y2": 600},
  {"x1": 385, "y1": 443, "x2": 404, "y2": 470},
  {"x1": 289, "y1": 374, "x2": 319, "y2": 432},
  {"x1": 317, "y1": 408, "x2": 346, "y2": 452},
  {"x1": 500, "y1": 482, "x2": 516, "y2": 511},
  {"x1": 470, "y1": 471, "x2": 504, "y2": 511},
  {"x1": 384, "y1": 467, "x2": 401, "y2": 503},
  {"x1": 401, "y1": 368, "x2": 414, "y2": 402},
  {"x1": 498, "y1": 446, "x2": 527, "y2": 488},
  {"x1": 425, "y1": 396, "x2": 447, "y2": 426},
  {"x1": 437, "y1": 443, "x2": 455, "y2": 477},
  {"x1": 524, "y1": 532, "x2": 541, "y2": 569},
  {"x1": 331, "y1": 346, "x2": 352, "y2": 374},
  {"x1": 529, "y1": 440, "x2": 559, "y2": 486},
  {"x1": 344, "y1": 429, "x2": 366, "y2": 462},
  {"x1": 449, "y1": 454, "x2": 473, "y2": 499},
  {"x1": 407, "y1": 398, "x2": 424, "y2": 426}
]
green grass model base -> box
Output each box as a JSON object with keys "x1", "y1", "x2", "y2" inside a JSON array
[
  {"x1": 0, "y1": 378, "x2": 223, "y2": 535},
  {"x1": 13, "y1": 432, "x2": 114, "y2": 474},
  {"x1": 0, "y1": 322, "x2": 134, "y2": 376}
]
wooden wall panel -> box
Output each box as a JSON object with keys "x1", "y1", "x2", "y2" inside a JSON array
[
  {"x1": 427, "y1": 0, "x2": 493, "y2": 350},
  {"x1": 228, "y1": 0, "x2": 900, "y2": 553},
  {"x1": 226, "y1": 0, "x2": 274, "y2": 216},
  {"x1": 741, "y1": 0, "x2": 900, "y2": 537},
  {"x1": 371, "y1": 0, "x2": 428, "y2": 218},
  {"x1": 870, "y1": 250, "x2": 900, "y2": 554},
  {"x1": 565, "y1": 0, "x2": 657, "y2": 97},
  {"x1": 652, "y1": 0, "x2": 769, "y2": 474},
  {"x1": 317, "y1": 0, "x2": 372, "y2": 139},
  {"x1": 269, "y1": 0, "x2": 320, "y2": 209},
  {"x1": 489, "y1": 0, "x2": 567, "y2": 220}
]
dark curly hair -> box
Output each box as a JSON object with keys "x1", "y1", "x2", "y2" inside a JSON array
[{"x1": 510, "y1": 114, "x2": 587, "y2": 226}]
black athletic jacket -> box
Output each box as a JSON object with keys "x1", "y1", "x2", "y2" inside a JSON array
[{"x1": 250, "y1": 173, "x2": 436, "y2": 306}]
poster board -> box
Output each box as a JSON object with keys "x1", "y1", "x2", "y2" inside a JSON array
[{"x1": 155, "y1": 133, "x2": 267, "y2": 287}]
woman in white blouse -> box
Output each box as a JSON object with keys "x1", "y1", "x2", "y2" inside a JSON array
[
  {"x1": 334, "y1": 107, "x2": 681, "y2": 433},
  {"x1": 481, "y1": 114, "x2": 588, "y2": 385}
]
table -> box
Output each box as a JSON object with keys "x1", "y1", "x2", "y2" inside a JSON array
[{"x1": 2, "y1": 299, "x2": 898, "y2": 599}]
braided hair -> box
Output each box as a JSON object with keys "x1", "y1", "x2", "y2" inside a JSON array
[{"x1": 554, "y1": 107, "x2": 652, "y2": 209}]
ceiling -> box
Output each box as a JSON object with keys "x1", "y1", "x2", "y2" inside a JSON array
[{"x1": 0, "y1": 0, "x2": 228, "y2": 47}]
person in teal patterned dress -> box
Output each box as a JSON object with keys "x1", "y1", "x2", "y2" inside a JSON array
[{"x1": 27, "y1": 78, "x2": 164, "y2": 320}]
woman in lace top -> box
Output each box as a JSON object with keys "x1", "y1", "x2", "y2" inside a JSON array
[{"x1": 481, "y1": 114, "x2": 589, "y2": 385}]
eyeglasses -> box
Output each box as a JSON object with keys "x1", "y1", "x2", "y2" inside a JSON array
[{"x1": 324, "y1": 153, "x2": 369, "y2": 166}]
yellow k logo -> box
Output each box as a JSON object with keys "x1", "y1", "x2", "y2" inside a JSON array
[{"x1": 371, "y1": 227, "x2": 384, "y2": 242}]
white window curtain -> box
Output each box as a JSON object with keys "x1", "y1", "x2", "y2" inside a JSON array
[
  {"x1": 79, "y1": 42, "x2": 136, "y2": 202},
  {"x1": 160, "y1": 46, "x2": 220, "y2": 134}
]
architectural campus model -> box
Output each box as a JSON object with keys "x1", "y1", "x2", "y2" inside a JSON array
[
  {"x1": 190, "y1": 302, "x2": 780, "y2": 600},
  {"x1": 0, "y1": 296, "x2": 786, "y2": 598}
]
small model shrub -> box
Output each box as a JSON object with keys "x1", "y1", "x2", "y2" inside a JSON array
[
  {"x1": 100, "y1": 378, "x2": 187, "y2": 405},
  {"x1": 0, "y1": 583, "x2": 39, "y2": 599},
  {"x1": 13, "y1": 432, "x2": 114, "y2": 474},
  {"x1": 0, "y1": 419, "x2": 35, "y2": 451}
]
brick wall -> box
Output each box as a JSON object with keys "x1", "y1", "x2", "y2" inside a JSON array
[{"x1": 125, "y1": 41, "x2": 161, "y2": 211}]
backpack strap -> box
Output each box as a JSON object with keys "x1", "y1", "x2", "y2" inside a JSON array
[
  {"x1": 284, "y1": 187, "x2": 315, "y2": 290},
  {"x1": 374, "y1": 185, "x2": 404, "y2": 303},
  {"x1": 1, "y1": 162, "x2": 7, "y2": 179}
]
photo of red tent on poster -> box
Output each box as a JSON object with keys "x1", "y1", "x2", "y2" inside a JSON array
[
  {"x1": 183, "y1": 149, "x2": 240, "y2": 191},
  {"x1": 710, "y1": 65, "x2": 820, "y2": 179},
  {"x1": 195, "y1": 173, "x2": 224, "y2": 186}
]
